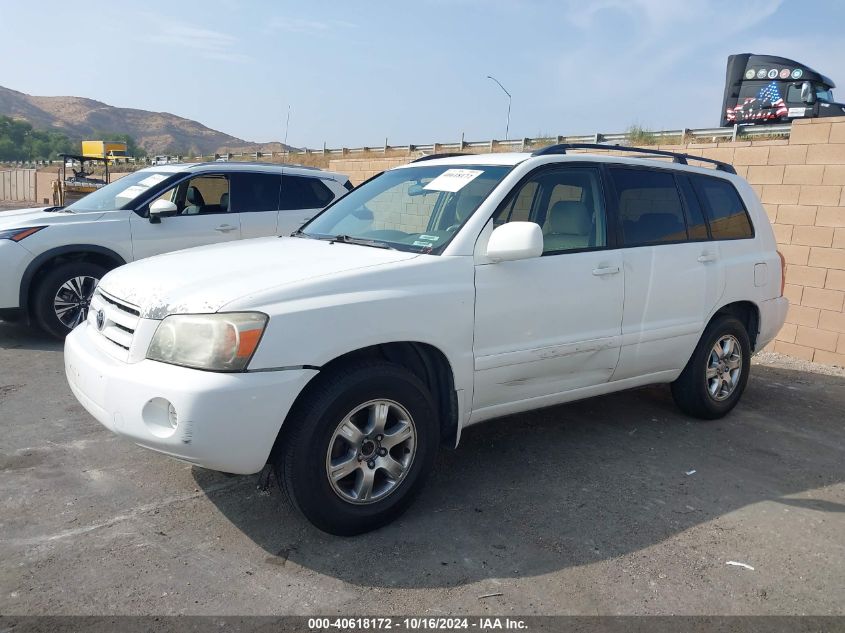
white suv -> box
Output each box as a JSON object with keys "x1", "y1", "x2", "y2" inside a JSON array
[
  {"x1": 64, "y1": 145, "x2": 788, "y2": 535},
  {"x1": 0, "y1": 162, "x2": 351, "y2": 337}
]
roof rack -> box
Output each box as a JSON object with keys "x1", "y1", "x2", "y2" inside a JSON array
[
  {"x1": 410, "y1": 152, "x2": 471, "y2": 163},
  {"x1": 531, "y1": 143, "x2": 737, "y2": 175}
]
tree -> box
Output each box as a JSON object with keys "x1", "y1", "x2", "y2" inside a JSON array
[
  {"x1": 0, "y1": 115, "x2": 75, "y2": 161},
  {"x1": 0, "y1": 117, "x2": 146, "y2": 161}
]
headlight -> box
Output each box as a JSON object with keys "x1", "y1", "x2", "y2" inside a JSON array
[
  {"x1": 0, "y1": 226, "x2": 46, "y2": 241},
  {"x1": 146, "y1": 312, "x2": 268, "y2": 372}
]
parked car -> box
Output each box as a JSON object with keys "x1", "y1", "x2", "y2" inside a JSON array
[
  {"x1": 64, "y1": 146, "x2": 788, "y2": 535},
  {"x1": 0, "y1": 162, "x2": 352, "y2": 337}
]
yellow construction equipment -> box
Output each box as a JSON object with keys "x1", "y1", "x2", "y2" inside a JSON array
[{"x1": 54, "y1": 154, "x2": 110, "y2": 206}]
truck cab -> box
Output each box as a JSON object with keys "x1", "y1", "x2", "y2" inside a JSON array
[{"x1": 722, "y1": 53, "x2": 845, "y2": 126}]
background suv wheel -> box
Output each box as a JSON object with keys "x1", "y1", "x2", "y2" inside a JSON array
[{"x1": 33, "y1": 262, "x2": 106, "y2": 339}]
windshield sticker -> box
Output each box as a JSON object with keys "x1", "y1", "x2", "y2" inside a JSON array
[
  {"x1": 412, "y1": 240, "x2": 432, "y2": 247},
  {"x1": 115, "y1": 185, "x2": 148, "y2": 200},
  {"x1": 138, "y1": 174, "x2": 168, "y2": 187},
  {"x1": 423, "y1": 169, "x2": 484, "y2": 193},
  {"x1": 788, "y1": 107, "x2": 807, "y2": 117},
  {"x1": 419, "y1": 234, "x2": 440, "y2": 241}
]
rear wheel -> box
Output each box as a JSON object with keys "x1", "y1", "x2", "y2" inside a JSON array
[
  {"x1": 32, "y1": 262, "x2": 106, "y2": 339},
  {"x1": 671, "y1": 315, "x2": 751, "y2": 419},
  {"x1": 275, "y1": 361, "x2": 439, "y2": 535}
]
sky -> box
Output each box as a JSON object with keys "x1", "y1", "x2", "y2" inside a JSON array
[{"x1": 1, "y1": 0, "x2": 844, "y2": 149}]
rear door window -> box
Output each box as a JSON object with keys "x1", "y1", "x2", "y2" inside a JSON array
[
  {"x1": 280, "y1": 175, "x2": 336, "y2": 210},
  {"x1": 230, "y1": 172, "x2": 281, "y2": 212},
  {"x1": 609, "y1": 168, "x2": 689, "y2": 246},
  {"x1": 691, "y1": 175, "x2": 754, "y2": 240}
]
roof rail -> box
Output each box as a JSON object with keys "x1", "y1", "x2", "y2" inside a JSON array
[
  {"x1": 531, "y1": 143, "x2": 737, "y2": 175},
  {"x1": 410, "y1": 152, "x2": 471, "y2": 163},
  {"x1": 187, "y1": 161, "x2": 322, "y2": 171}
]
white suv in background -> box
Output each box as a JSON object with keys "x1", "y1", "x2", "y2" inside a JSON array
[
  {"x1": 65, "y1": 145, "x2": 788, "y2": 535},
  {"x1": 0, "y1": 162, "x2": 351, "y2": 337}
]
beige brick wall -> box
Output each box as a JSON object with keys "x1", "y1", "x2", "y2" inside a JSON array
[
  {"x1": 747, "y1": 118, "x2": 845, "y2": 367},
  {"x1": 328, "y1": 117, "x2": 845, "y2": 368},
  {"x1": 329, "y1": 157, "x2": 414, "y2": 186}
]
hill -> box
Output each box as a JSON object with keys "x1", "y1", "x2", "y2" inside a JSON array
[{"x1": 0, "y1": 85, "x2": 286, "y2": 156}]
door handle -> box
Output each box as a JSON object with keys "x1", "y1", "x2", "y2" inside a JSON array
[
  {"x1": 592, "y1": 266, "x2": 620, "y2": 276},
  {"x1": 214, "y1": 224, "x2": 237, "y2": 233},
  {"x1": 697, "y1": 253, "x2": 717, "y2": 263}
]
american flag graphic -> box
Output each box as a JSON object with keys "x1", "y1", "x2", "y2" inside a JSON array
[
  {"x1": 726, "y1": 81, "x2": 788, "y2": 122},
  {"x1": 758, "y1": 82, "x2": 788, "y2": 117}
]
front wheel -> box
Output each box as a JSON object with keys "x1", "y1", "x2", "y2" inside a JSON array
[
  {"x1": 275, "y1": 361, "x2": 439, "y2": 535},
  {"x1": 671, "y1": 316, "x2": 751, "y2": 420},
  {"x1": 32, "y1": 262, "x2": 106, "y2": 339}
]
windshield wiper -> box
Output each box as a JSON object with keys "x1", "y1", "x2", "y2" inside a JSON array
[{"x1": 328, "y1": 234, "x2": 395, "y2": 250}]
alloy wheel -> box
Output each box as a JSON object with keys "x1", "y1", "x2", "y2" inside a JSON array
[
  {"x1": 706, "y1": 334, "x2": 742, "y2": 401},
  {"x1": 53, "y1": 276, "x2": 99, "y2": 329},
  {"x1": 325, "y1": 399, "x2": 417, "y2": 505}
]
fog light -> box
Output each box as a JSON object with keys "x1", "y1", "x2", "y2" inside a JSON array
[{"x1": 142, "y1": 397, "x2": 179, "y2": 439}]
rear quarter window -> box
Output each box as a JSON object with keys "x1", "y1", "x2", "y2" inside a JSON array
[{"x1": 691, "y1": 175, "x2": 754, "y2": 240}]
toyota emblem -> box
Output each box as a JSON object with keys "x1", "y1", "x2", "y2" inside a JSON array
[{"x1": 96, "y1": 309, "x2": 105, "y2": 330}]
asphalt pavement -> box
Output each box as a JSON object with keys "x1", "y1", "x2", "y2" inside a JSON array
[{"x1": 1, "y1": 318, "x2": 844, "y2": 615}]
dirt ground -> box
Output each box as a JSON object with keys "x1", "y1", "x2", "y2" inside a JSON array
[
  {"x1": 0, "y1": 200, "x2": 32, "y2": 212},
  {"x1": 0, "y1": 319, "x2": 843, "y2": 617}
]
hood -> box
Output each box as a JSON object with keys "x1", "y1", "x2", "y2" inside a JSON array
[
  {"x1": 0, "y1": 205, "x2": 103, "y2": 228},
  {"x1": 0, "y1": 206, "x2": 56, "y2": 224},
  {"x1": 98, "y1": 236, "x2": 420, "y2": 319}
]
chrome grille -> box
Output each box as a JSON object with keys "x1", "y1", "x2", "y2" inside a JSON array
[{"x1": 87, "y1": 289, "x2": 140, "y2": 358}]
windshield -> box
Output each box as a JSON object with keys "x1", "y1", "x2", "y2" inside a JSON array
[
  {"x1": 816, "y1": 85, "x2": 834, "y2": 103},
  {"x1": 301, "y1": 164, "x2": 512, "y2": 254},
  {"x1": 65, "y1": 171, "x2": 178, "y2": 212}
]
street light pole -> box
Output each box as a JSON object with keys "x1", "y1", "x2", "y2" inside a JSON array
[{"x1": 487, "y1": 75, "x2": 511, "y2": 140}]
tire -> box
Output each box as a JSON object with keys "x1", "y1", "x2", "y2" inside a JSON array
[
  {"x1": 671, "y1": 315, "x2": 751, "y2": 420},
  {"x1": 275, "y1": 361, "x2": 439, "y2": 535},
  {"x1": 32, "y1": 262, "x2": 106, "y2": 339}
]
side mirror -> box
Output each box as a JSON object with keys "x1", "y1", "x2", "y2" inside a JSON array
[
  {"x1": 407, "y1": 183, "x2": 429, "y2": 197},
  {"x1": 352, "y1": 206, "x2": 374, "y2": 220},
  {"x1": 801, "y1": 82, "x2": 816, "y2": 104},
  {"x1": 486, "y1": 221, "x2": 544, "y2": 263},
  {"x1": 148, "y1": 199, "x2": 178, "y2": 224}
]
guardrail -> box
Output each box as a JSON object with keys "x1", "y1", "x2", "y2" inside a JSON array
[{"x1": 0, "y1": 122, "x2": 792, "y2": 168}]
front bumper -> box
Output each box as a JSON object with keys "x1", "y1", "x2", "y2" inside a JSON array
[
  {"x1": 0, "y1": 240, "x2": 33, "y2": 309},
  {"x1": 64, "y1": 322, "x2": 317, "y2": 474}
]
